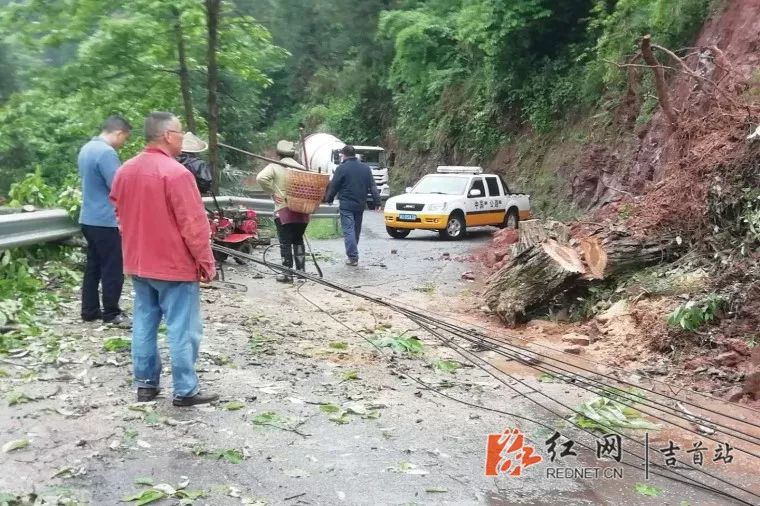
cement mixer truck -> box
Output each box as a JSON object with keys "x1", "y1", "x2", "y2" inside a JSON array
[{"x1": 298, "y1": 133, "x2": 391, "y2": 202}]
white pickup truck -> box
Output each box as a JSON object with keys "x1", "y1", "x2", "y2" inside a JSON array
[{"x1": 383, "y1": 166, "x2": 531, "y2": 240}]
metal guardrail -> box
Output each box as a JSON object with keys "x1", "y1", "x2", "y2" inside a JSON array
[
  {"x1": 0, "y1": 197, "x2": 338, "y2": 250},
  {"x1": 203, "y1": 196, "x2": 340, "y2": 218},
  {"x1": 0, "y1": 209, "x2": 80, "y2": 250}
]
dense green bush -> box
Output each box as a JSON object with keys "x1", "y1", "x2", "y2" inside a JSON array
[
  {"x1": 255, "y1": 0, "x2": 714, "y2": 164},
  {"x1": 8, "y1": 169, "x2": 81, "y2": 219}
]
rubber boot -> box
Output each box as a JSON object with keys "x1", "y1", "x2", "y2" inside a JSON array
[
  {"x1": 276, "y1": 243, "x2": 293, "y2": 283},
  {"x1": 293, "y1": 244, "x2": 306, "y2": 279}
]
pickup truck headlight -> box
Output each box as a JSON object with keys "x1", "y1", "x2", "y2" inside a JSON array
[{"x1": 427, "y1": 202, "x2": 447, "y2": 212}]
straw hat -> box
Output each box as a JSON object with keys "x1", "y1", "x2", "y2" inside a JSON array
[
  {"x1": 276, "y1": 140, "x2": 296, "y2": 157},
  {"x1": 182, "y1": 132, "x2": 208, "y2": 153}
]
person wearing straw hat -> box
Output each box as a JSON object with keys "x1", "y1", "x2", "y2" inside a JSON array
[
  {"x1": 178, "y1": 132, "x2": 213, "y2": 194},
  {"x1": 257, "y1": 140, "x2": 311, "y2": 283}
]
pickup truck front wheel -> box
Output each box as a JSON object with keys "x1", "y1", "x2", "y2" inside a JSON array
[
  {"x1": 386, "y1": 227, "x2": 411, "y2": 239},
  {"x1": 504, "y1": 208, "x2": 519, "y2": 229},
  {"x1": 440, "y1": 213, "x2": 465, "y2": 240}
]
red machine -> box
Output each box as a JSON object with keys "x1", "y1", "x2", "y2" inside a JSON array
[{"x1": 209, "y1": 206, "x2": 265, "y2": 264}]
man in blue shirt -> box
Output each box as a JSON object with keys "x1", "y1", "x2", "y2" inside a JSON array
[
  {"x1": 325, "y1": 145, "x2": 381, "y2": 266},
  {"x1": 78, "y1": 116, "x2": 132, "y2": 326}
]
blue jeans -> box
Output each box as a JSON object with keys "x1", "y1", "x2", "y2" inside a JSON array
[
  {"x1": 131, "y1": 276, "x2": 202, "y2": 398},
  {"x1": 339, "y1": 209, "x2": 364, "y2": 261}
]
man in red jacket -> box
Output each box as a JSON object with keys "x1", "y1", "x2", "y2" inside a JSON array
[{"x1": 110, "y1": 112, "x2": 218, "y2": 406}]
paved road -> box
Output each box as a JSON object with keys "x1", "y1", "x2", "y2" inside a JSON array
[
  {"x1": 306, "y1": 210, "x2": 495, "y2": 298},
  {"x1": 0, "y1": 211, "x2": 746, "y2": 505}
]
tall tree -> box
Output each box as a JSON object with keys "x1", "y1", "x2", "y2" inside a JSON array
[
  {"x1": 0, "y1": 0, "x2": 285, "y2": 192},
  {"x1": 205, "y1": 0, "x2": 221, "y2": 193},
  {"x1": 173, "y1": 6, "x2": 197, "y2": 134}
]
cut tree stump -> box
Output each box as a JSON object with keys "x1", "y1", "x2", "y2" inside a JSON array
[
  {"x1": 485, "y1": 239, "x2": 585, "y2": 327},
  {"x1": 512, "y1": 219, "x2": 570, "y2": 256},
  {"x1": 485, "y1": 221, "x2": 679, "y2": 327},
  {"x1": 580, "y1": 236, "x2": 607, "y2": 280}
]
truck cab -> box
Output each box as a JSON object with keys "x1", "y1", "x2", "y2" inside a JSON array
[
  {"x1": 302, "y1": 133, "x2": 391, "y2": 202},
  {"x1": 383, "y1": 166, "x2": 531, "y2": 240}
]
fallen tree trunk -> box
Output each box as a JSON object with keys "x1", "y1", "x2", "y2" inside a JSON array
[
  {"x1": 600, "y1": 230, "x2": 676, "y2": 277},
  {"x1": 485, "y1": 222, "x2": 679, "y2": 327}
]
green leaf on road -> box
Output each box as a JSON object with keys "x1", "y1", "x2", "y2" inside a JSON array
[
  {"x1": 191, "y1": 445, "x2": 208, "y2": 456},
  {"x1": 319, "y1": 403, "x2": 341, "y2": 414},
  {"x1": 634, "y1": 483, "x2": 663, "y2": 497},
  {"x1": 122, "y1": 489, "x2": 165, "y2": 505},
  {"x1": 433, "y1": 360, "x2": 460, "y2": 373},
  {"x1": 329, "y1": 341, "x2": 348, "y2": 350},
  {"x1": 6, "y1": 391, "x2": 34, "y2": 406},
  {"x1": 252, "y1": 411, "x2": 288, "y2": 427},
  {"x1": 373, "y1": 335, "x2": 424, "y2": 354},
  {"x1": 570, "y1": 397, "x2": 659, "y2": 432},
  {"x1": 175, "y1": 489, "x2": 205, "y2": 500},
  {"x1": 104, "y1": 337, "x2": 131, "y2": 352},
  {"x1": 538, "y1": 372, "x2": 561, "y2": 383},
  {"x1": 329, "y1": 414, "x2": 350, "y2": 425},
  {"x1": 223, "y1": 401, "x2": 245, "y2": 411},
  {"x1": 2, "y1": 438, "x2": 30, "y2": 453},
  {"x1": 214, "y1": 449, "x2": 244, "y2": 464},
  {"x1": 342, "y1": 371, "x2": 359, "y2": 381},
  {"x1": 0, "y1": 492, "x2": 18, "y2": 502}
]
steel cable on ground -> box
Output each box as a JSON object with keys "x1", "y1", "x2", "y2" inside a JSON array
[
  {"x1": 403, "y1": 313, "x2": 760, "y2": 504},
  {"x1": 344, "y1": 281, "x2": 760, "y2": 440},
  {"x1": 460, "y1": 325, "x2": 760, "y2": 435},
  {"x1": 292, "y1": 281, "x2": 757, "y2": 506},
  {"x1": 355, "y1": 281, "x2": 760, "y2": 418},
  {"x1": 213, "y1": 244, "x2": 760, "y2": 503},
  {"x1": 396, "y1": 309, "x2": 760, "y2": 451},
  {"x1": 215, "y1": 243, "x2": 760, "y2": 433},
  {"x1": 357, "y1": 290, "x2": 760, "y2": 427},
  {"x1": 379, "y1": 292, "x2": 760, "y2": 419},
  {"x1": 443, "y1": 332, "x2": 760, "y2": 454}
]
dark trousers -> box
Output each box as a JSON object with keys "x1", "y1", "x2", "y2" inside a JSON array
[
  {"x1": 81, "y1": 225, "x2": 124, "y2": 321},
  {"x1": 339, "y1": 209, "x2": 363, "y2": 261},
  {"x1": 274, "y1": 219, "x2": 308, "y2": 268}
]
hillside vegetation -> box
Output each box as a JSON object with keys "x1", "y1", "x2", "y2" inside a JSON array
[{"x1": 0, "y1": 0, "x2": 717, "y2": 215}]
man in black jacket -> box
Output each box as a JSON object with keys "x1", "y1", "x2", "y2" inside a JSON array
[
  {"x1": 177, "y1": 132, "x2": 213, "y2": 194},
  {"x1": 325, "y1": 145, "x2": 381, "y2": 266}
]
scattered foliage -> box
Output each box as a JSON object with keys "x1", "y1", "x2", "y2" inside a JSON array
[
  {"x1": 432, "y1": 360, "x2": 461, "y2": 373},
  {"x1": 372, "y1": 335, "x2": 424, "y2": 354},
  {"x1": 223, "y1": 401, "x2": 245, "y2": 411},
  {"x1": 103, "y1": 337, "x2": 131, "y2": 352},
  {"x1": 570, "y1": 396, "x2": 659, "y2": 432},
  {"x1": 634, "y1": 483, "x2": 663, "y2": 497},
  {"x1": 667, "y1": 295, "x2": 726, "y2": 331},
  {"x1": 341, "y1": 371, "x2": 359, "y2": 381}
]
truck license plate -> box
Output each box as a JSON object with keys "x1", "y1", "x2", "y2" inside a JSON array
[{"x1": 399, "y1": 214, "x2": 417, "y2": 221}]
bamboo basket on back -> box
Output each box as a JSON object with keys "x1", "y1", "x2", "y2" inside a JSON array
[{"x1": 284, "y1": 168, "x2": 329, "y2": 214}]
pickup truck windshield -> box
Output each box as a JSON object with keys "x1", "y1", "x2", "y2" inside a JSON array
[{"x1": 412, "y1": 175, "x2": 468, "y2": 195}]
